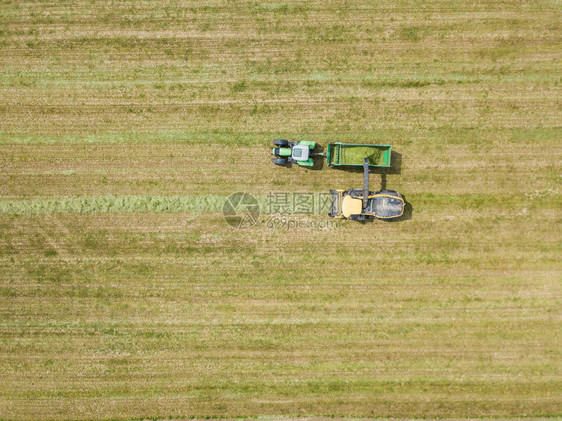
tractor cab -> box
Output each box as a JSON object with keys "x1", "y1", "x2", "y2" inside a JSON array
[{"x1": 290, "y1": 144, "x2": 310, "y2": 161}]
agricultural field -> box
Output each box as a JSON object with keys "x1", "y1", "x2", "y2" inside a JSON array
[{"x1": 0, "y1": 0, "x2": 561, "y2": 419}]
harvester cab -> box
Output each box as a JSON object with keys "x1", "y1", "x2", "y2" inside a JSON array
[
  {"x1": 328, "y1": 158, "x2": 405, "y2": 221},
  {"x1": 271, "y1": 139, "x2": 319, "y2": 167}
]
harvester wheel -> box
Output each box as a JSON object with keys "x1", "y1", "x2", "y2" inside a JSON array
[
  {"x1": 273, "y1": 139, "x2": 289, "y2": 146},
  {"x1": 272, "y1": 158, "x2": 287, "y2": 166}
]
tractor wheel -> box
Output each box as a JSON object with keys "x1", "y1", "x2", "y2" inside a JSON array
[
  {"x1": 272, "y1": 158, "x2": 287, "y2": 166},
  {"x1": 273, "y1": 139, "x2": 289, "y2": 146}
]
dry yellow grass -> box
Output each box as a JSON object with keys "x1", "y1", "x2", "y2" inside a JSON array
[{"x1": 0, "y1": 0, "x2": 561, "y2": 419}]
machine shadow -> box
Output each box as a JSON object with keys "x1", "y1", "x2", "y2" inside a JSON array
[
  {"x1": 399, "y1": 196, "x2": 413, "y2": 221},
  {"x1": 310, "y1": 143, "x2": 325, "y2": 170}
]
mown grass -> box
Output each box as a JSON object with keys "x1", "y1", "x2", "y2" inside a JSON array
[
  {"x1": 0, "y1": 195, "x2": 229, "y2": 216},
  {"x1": 2, "y1": 191, "x2": 558, "y2": 217},
  {"x1": 0, "y1": 0, "x2": 561, "y2": 419}
]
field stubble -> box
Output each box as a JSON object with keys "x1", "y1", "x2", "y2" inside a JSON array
[{"x1": 0, "y1": 0, "x2": 561, "y2": 419}]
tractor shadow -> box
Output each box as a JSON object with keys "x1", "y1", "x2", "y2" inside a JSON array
[
  {"x1": 309, "y1": 143, "x2": 326, "y2": 170},
  {"x1": 398, "y1": 195, "x2": 413, "y2": 222}
]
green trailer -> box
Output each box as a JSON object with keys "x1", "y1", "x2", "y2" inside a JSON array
[{"x1": 327, "y1": 142, "x2": 392, "y2": 168}]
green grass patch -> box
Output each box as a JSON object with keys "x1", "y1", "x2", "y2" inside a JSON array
[
  {"x1": 338, "y1": 145, "x2": 385, "y2": 166},
  {"x1": 0, "y1": 195, "x2": 228, "y2": 216}
]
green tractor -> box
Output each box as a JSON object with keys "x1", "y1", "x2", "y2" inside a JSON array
[{"x1": 271, "y1": 139, "x2": 322, "y2": 167}]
